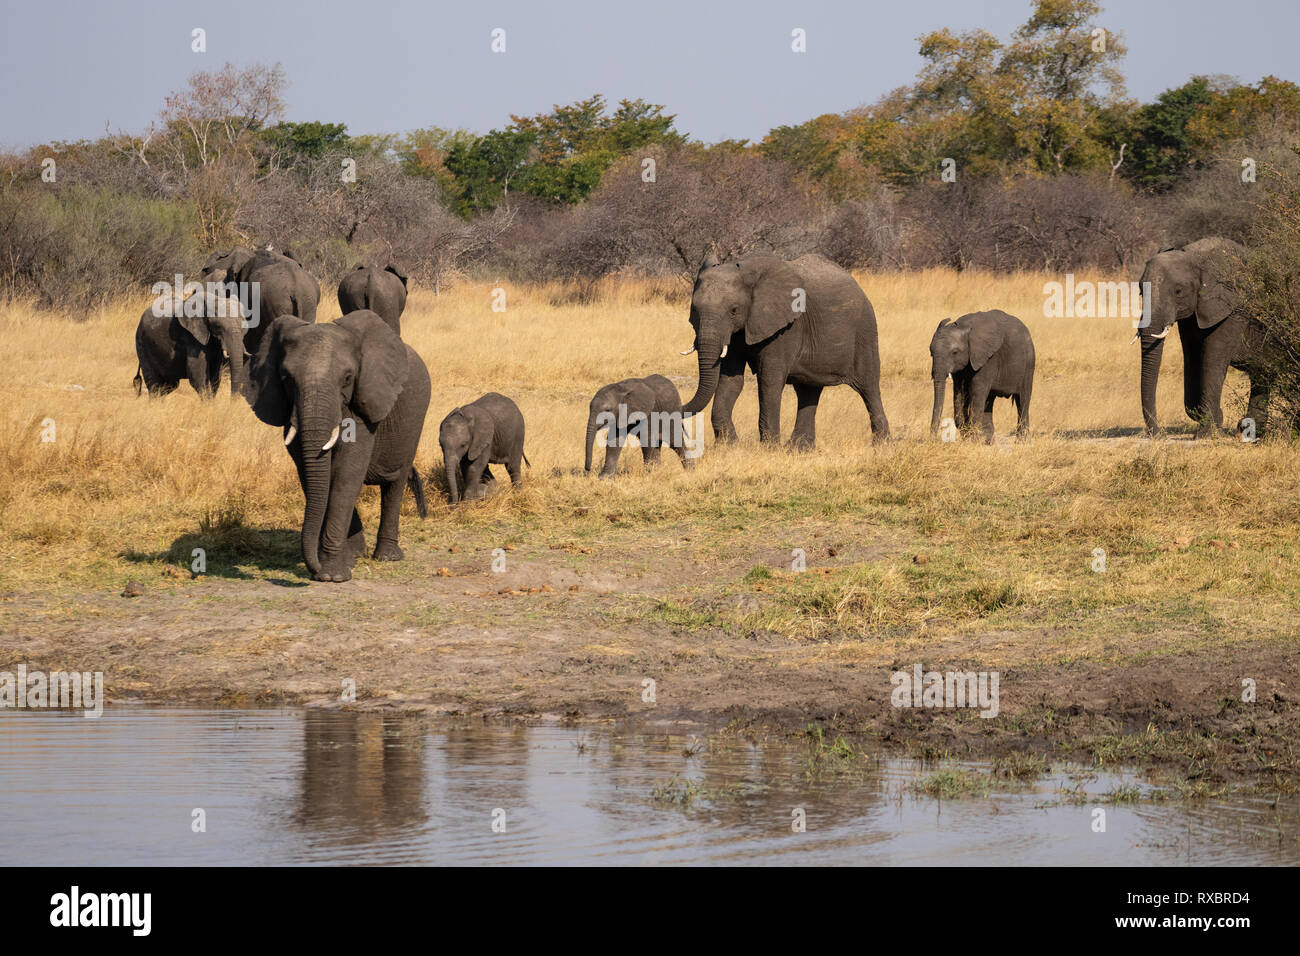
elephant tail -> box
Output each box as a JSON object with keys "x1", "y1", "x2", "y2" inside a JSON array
[
  {"x1": 408, "y1": 467, "x2": 427, "y2": 519},
  {"x1": 523, "y1": 451, "x2": 531, "y2": 469},
  {"x1": 132, "y1": 366, "x2": 143, "y2": 397}
]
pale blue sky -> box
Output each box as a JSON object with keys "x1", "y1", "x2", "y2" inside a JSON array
[{"x1": 2, "y1": 0, "x2": 1298, "y2": 149}]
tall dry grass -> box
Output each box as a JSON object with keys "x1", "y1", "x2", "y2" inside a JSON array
[{"x1": 0, "y1": 268, "x2": 1292, "y2": 599}]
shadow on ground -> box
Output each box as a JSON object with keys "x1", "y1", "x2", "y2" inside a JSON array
[{"x1": 123, "y1": 528, "x2": 309, "y2": 586}]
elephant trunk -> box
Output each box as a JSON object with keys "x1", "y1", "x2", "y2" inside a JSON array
[
  {"x1": 445, "y1": 456, "x2": 461, "y2": 505},
  {"x1": 585, "y1": 412, "x2": 601, "y2": 473},
  {"x1": 298, "y1": 408, "x2": 336, "y2": 576},
  {"x1": 930, "y1": 374, "x2": 948, "y2": 436},
  {"x1": 1140, "y1": 331, "x2": 1166, "y2": 433},
  {"x1": 682, "y1": 334, "x2": 723, "y2": 416},
  {"x1": 219, "y1": 326, "x2": 249, "y2": 398}
]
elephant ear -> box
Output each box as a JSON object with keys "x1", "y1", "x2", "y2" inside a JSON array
[
  {"x1": 740, "y1": 257, "x2": 803, "y2": 346},
  {"x1": 176, "y1": 305, "x2": 212, "y2": 346},
  {"x1": 466, "y1": 407, "x2": 493, "y2": 461},
  {"x1": 335, "y1": 309, "x2": 408, "y2": 424},
  {"x1": 385, "y1": 263, "x2": 408, "y2": 288},
  {"x1": 968, "y1": 316, "x2": 1005, "y2": 372},
  {"x1": 248, "y1": 315, "x2": 307, "y2": 426},
  {"x1": 1193, "y1": 241, "x2": 1239, "y2": 328},
  {"x1": 621, "y1": 381, "x2": 655, "y2": 425}
]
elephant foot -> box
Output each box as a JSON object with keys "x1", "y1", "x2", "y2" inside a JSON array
[
  {"x1": 373, "y1": 542, "x2": 404, "y2": 562},
  {"x1": 787, "y1": 435, "x2": 815, "y2": 452},
  {"x1": 347, "y1": 533, "x2": 368, "y2": 559},
  {"x1": 313, "y1": 567, "x2": 352, "y2": 583},
  {"x1": 598, "y1": 471, "x2": 616, "y2": 481},
  {"x1": 314, "y1": 552, "x2": 355, "y2": 583}
]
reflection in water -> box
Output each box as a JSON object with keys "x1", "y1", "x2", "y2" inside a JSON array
[
  {"x1": 296, "y1": 714, "x2": 429, "y2": 845},
  {"x1": 0, "y1": 708, "x2": 1297, "y2": 866}
]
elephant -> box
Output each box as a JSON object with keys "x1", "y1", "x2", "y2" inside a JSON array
[
  {"x1": 680, "y1": 252, "x2": 890, "y2": 447},
  {"x1": 132, "y1": 287, "x2": 249, "y2": 398},
  {"x1": 439, "y1": 392, "x2": 529, "y2": 505},
  {"x1": 338, "y1": 264, "x2": 408, "y2": 336},
  {"x1": 929, "y1": 310, "x2": 1035, "y2": 443},
  {"x1": 247, "y1": 310, "x2": 431, "y2": 582},
  {"x1": 585, "y1": 374, "x2": 694, "y2": 478},
  {"x1": 1137, "y1": 237, "x2": 1273, "y2": 438},
  {"x1": 200, "y1": 246, "x2": 320, "y2": 356}
]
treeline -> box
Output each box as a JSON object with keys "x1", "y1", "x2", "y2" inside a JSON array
[{"x1": 4, "y1": 0, "x2": 1300, "y2": 309}]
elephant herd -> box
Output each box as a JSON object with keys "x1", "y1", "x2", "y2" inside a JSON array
[{"x1": 132, "y1": 237, "x2": 1283, "y2": 583}]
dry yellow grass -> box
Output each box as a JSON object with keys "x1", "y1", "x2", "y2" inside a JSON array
[{"x1": 0, "y1": 267, "x2": 1296, "y2": 625}]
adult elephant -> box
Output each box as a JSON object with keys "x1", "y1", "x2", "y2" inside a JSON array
[
  {"x1": 201, "y1": 246, "x2": 320, "y2": 356},
  {"x1": 1138, "y1": 237, "x2": 1272, "y2": 437},
  {"x1": 680, "y1": 253, "x2": 890, "y2": 447},
  {"x1": 338, "y1": 263, "x2": 408, "y2": 336},
  {"x1": 133, "y1": 287, "x2": 249, "y2": 398},
  {"x1": 246, "y1": 310, "x2": 431, "y2": 583}
]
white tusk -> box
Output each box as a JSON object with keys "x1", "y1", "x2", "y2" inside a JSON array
[
  {"x1": 720, "y1": 344, "x2": 728, "y2": 359},
  {"x1": 1152, "y1": 325, "x2": 1174, "y2": 340},
  {"x1": 283, "y1": 424, "x2": 298, "y2": 446},
  {"x1": 680, "y1": 345, "x2": 696, "y2": 355},
  {"x1": 1129, "y1": 333, "x2": 1139, "y2": 345},
  {"x1": 322, "y1": 425, "x2": 340, "y2": 450}
]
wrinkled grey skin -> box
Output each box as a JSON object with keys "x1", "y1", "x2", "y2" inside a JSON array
[
  {"x1": 586, "y1": 374, "x2": 694, "y2": 479},
  {"x1": 132, "y1": 288, "x2": 249, "y2": 398},
  {"x1": 247, "y1": 310, "x2": 431, "y2": 583},
  {"x1": 201, "y1": 247, "x2": 320, "y2": 357},
  {"x1": 439, "y1": 392, "x2": 529, "y2": 505},
  {"x1": 1138, "y1": 237, "x2": 1272, "y2": 437},
  {"x1": 681, "y1": 252, "x2": 890, "y2": 448},
  {"x1": 338, "y1": 263, "x2": 408, "y2": 336},
  {"x1": 930, "y1": 310, "x2": 1035, "y2": 444}
]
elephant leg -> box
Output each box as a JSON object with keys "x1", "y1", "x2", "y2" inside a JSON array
[
  {"x1": 463, "y1": 457, "x2": 489, "y2": 497},
  {"x1": 144, "y1": 372, "x2": 178, "y2": 398},
  {"x1": 967, "y1": 381, "x2": 993, "y2": 444},
  {"x1": 599, "y1": 433, "x2": 623, "y2": 479},
  {"x1": 710, "y1": 366, "x2": 744, "y2": 444},
  {"x1": 317, "y1": 469, "x2": 366, "y2": 582},
  {"x1": 1244, "y1": 377, "x2": 1270, "y2": 440},
  {"x1": 1015, "y1": 382, "x2": 1032, "y2": 439},
  {"x1": 851, "y1": 379, "x2": 890, "y2": 443},
  {"x1": 346, "y1": 509, "x2": 366, "y2": 559},
  {"x1": 1198, "y1": 342, "x2": 1231, "y2": 437},
  {"x1": 755, "y1": 372, "x2": 785, "y2": 443},
  {"x1": 1177, "y1": 320, "x2": 1206, "y2": 429},
  {"x1": 506, "y1": 453, "x2": 523, "y2": 485},
  {"x1": 790, "y1": 384, "x2": 822, "y2": 450},
  {"x1": 373, "y1": 481, "x2": 405, "y2": 561},
  {"x1": 642, "y1": 413, "x2": 663, "y2": 466},
  {"x1": 185, "y1": 349, "x2": 214, "y2": 397},
  {"x1": 953, "y1": 378, "x2": 969, "y2": 431}
]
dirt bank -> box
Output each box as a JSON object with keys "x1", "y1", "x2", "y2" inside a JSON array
[{"x1": 5, "y1": 527, "x2": 1296, "y2": 791}]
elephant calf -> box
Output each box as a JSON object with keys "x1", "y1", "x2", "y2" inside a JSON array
[
  {"x1": 133, "y1": 288, "x2": 249, "y2": 398},
  {"x1": 585, "y1": 374, "x2": 695, "y2": 478},
  {"x1": 338, "y1": 263, "x2": 408, "y2": 337},
  {"x1": 439, "y1": 393, "x2": 530, "y2": 504},
  {"x1": 930, "y1": 310, "x2": 1035, "y2": 443}
]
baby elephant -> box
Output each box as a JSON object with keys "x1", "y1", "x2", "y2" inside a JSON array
[
  {"x1": 930, "y1": 310, "x2": 1035, "y2": 443},
  {"x1": 585, "y1": 374, "x2": 695, "y2": 478},
  {"x1": 440, "y1": 393, "x2": 529, "y2": 504}
]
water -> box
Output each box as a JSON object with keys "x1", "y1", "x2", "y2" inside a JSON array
[{"x1": 1, "y1": 708, "x2": 1295, "y2": 865}]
